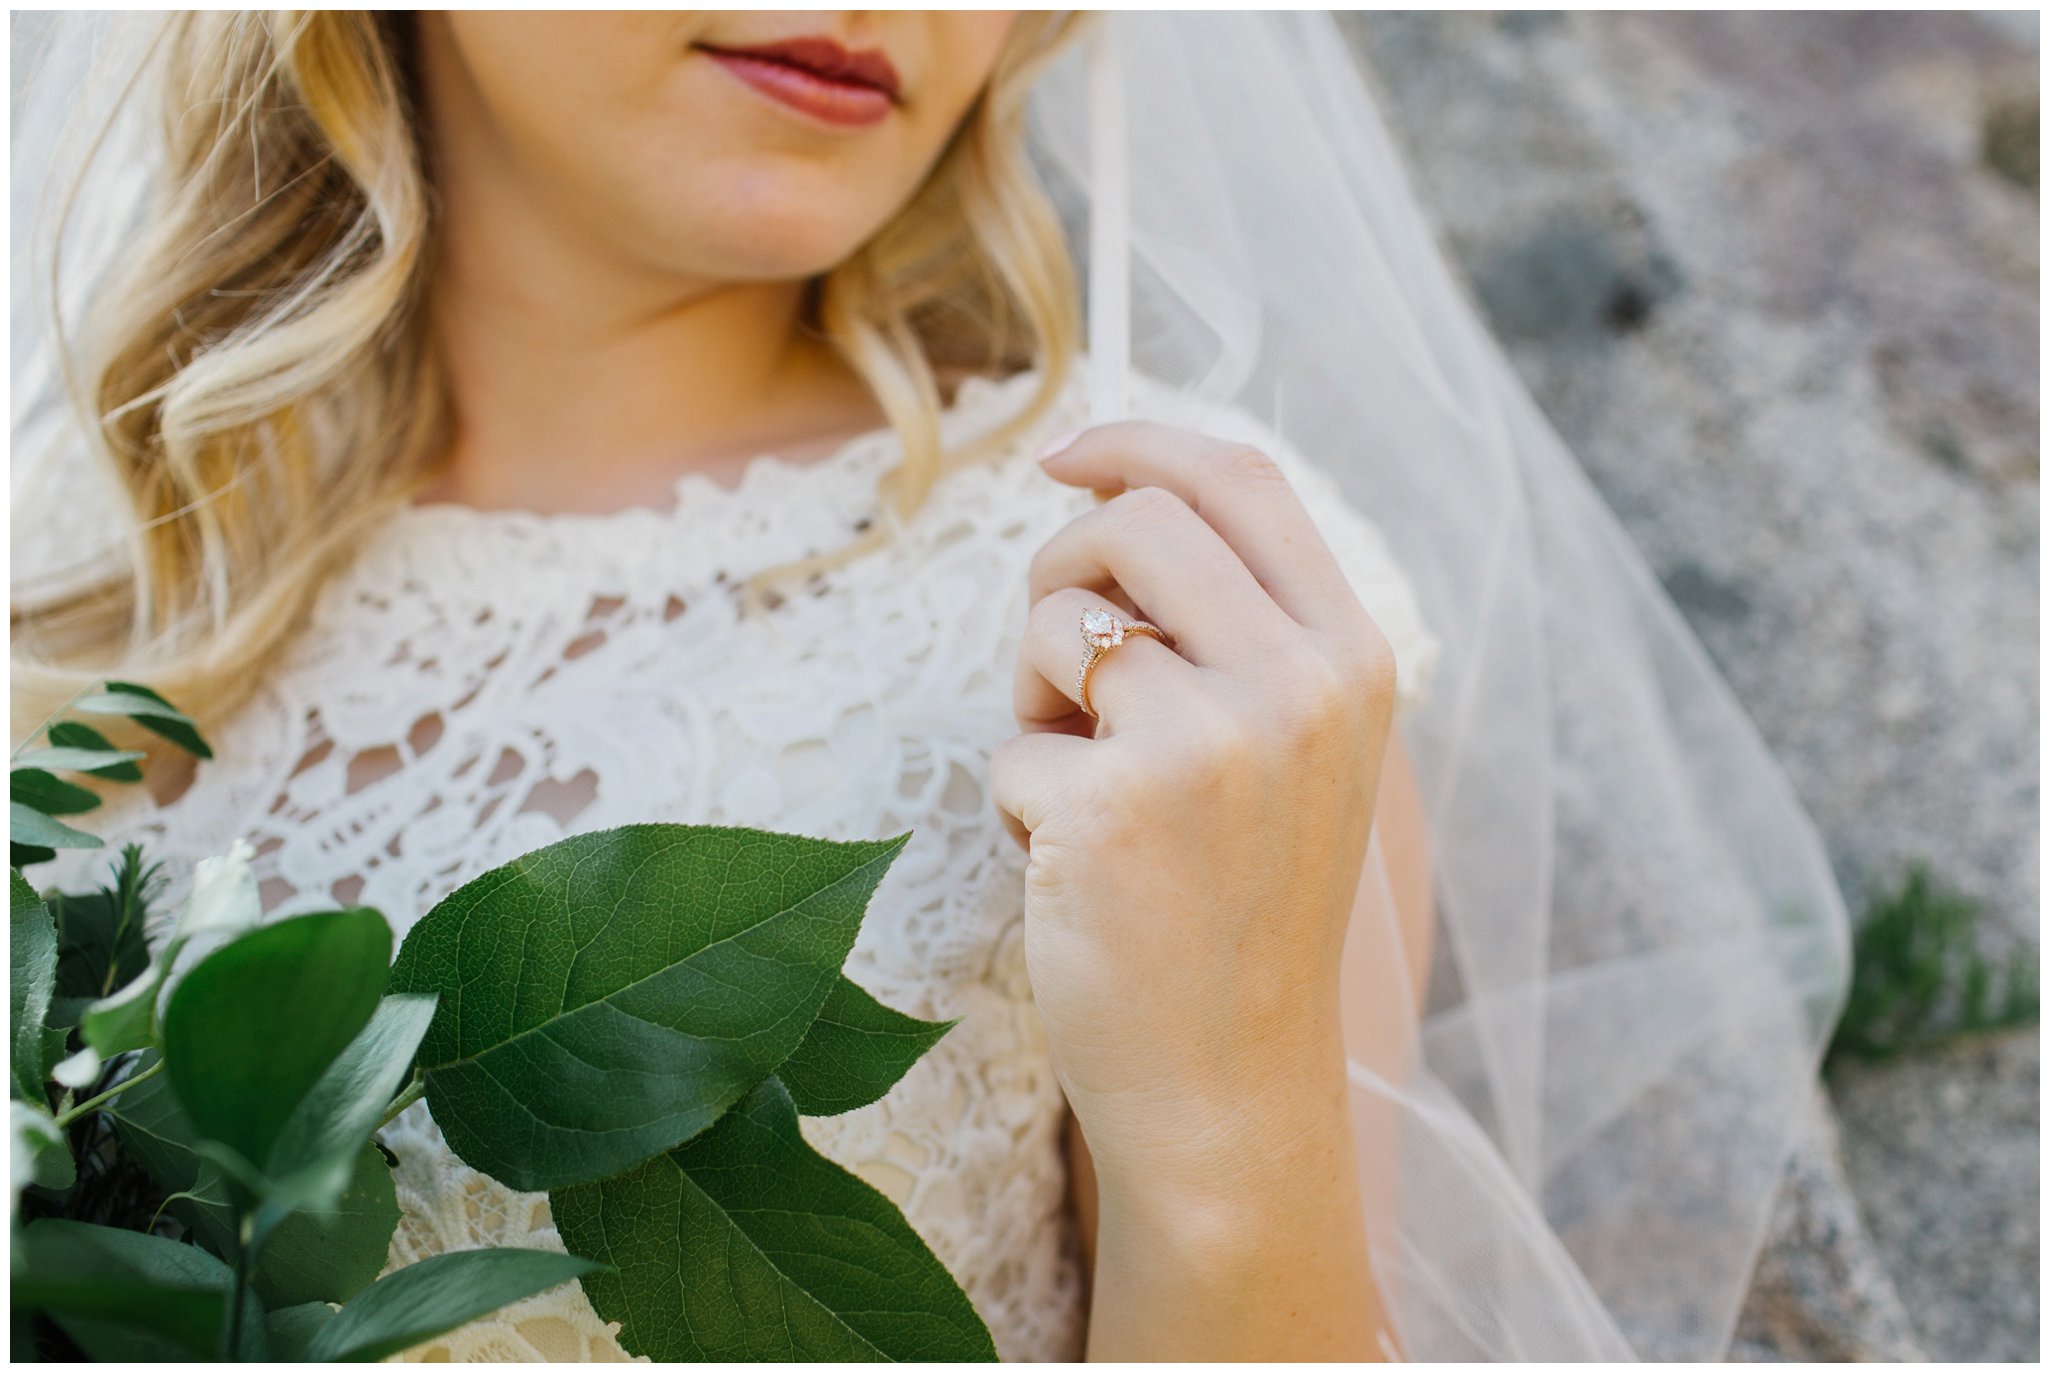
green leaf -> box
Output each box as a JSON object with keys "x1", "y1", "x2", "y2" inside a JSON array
[
  {"x1": 107, "y1": 1062, "x2": 401, "y2": 1309},
  {"x1": 49, "y1": 854, "x2": 156, "y2": 1002},
  {"x1": 10, "y1": 767, "x2": 101, "y2": 817},
  {"x1": 58, "y1": 849, "x2": 175, "y2": 1058},
  {"x1": 160, "y1": 909, "x2": 390, "y2": 1178},
  {"x1": 555, "y1": 1077, "x2": 996, "y2": 1361},
  {"x1": 776, "y1": 975, "x2": 956, "y2": 1118},
  {"x1": 265, "y1": 993, "x2": 437, "y2": 1206},
  {"x1": 304, "y1": 1248, "x2": 599, "y2": 1363},
  {"x1": 265, "y1": 1301, "x2": 338, "y2": 1360},
  {"x1": 103, "y1": 1060, "x2": 235, "y2": 1246},
  {"x1": 76, "y1": 682, "x2": 214, "y2": 760},
  {"x1": 75, "y1": 993, "x2": 153, "y2": 1064},
  {"x1": 13, "y1": 1218, "x2": 264, "y2": 1360},
  {"x1": 249, "y1": 1147, "x2": 400, "y2": 1310},
  {"x1": 11, "y1": 745, "x2": 146, "y2": 777},
  {"x1": 11, "y1": 842, "x2": 56, "y2": 869},
  {"x1": 389, "y1": 824, "x2": 911, "y2": 1192},
  {"x1": 45, "y1": 995, "x2": 89, "y2": 1029},
  {"x1": 44, "y1": 721, "x2": 144, "y2": 781},
  {"x1": 77, "y1": 965, "x2": 162, "y2": 1059},
  {"x1": 38, "y1": 1025, "x2": 71, "y2": 1076},
  {"x1": 13, "y1": 1276, "x2": 226, "y2": 1362},
  {"x1": 10, "y1": 802, "x2": 100, "y2": 851},
  {"x1": 11, "y1": 871, "x2": 59, "y2": 1101}
]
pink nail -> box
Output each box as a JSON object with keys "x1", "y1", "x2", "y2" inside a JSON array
[{"x1": 1035, "y1": 428, "x2": 1083, "y2": 464}]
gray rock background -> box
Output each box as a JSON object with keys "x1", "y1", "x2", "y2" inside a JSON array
[{"x1": 1338, "y1": 11, "x2": 2038, "y2": 1361}]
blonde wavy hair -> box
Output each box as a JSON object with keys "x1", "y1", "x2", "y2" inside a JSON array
[{"x1": 12, "y1": 11, "x2": 1084, "y2": 756}]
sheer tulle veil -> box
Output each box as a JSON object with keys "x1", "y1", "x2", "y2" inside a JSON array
[
  {"x1": 13, "y1": 12, "x2": 1850, "y2": 1360},
  {"x1": 1036, "y1": 12, "x2": 1850, "y2": 1360}
]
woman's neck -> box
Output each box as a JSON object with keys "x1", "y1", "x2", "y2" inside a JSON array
[
  {"x1": 422, "y1": 271, "x2": 881, "y2": 515},
  {"x1": 415, "y1": 114, "x2": 885, "y2": 514}
]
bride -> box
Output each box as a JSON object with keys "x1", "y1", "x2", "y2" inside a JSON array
[{"x1": 12, "y1": 10, "x2": 1849, "y2": 1363}]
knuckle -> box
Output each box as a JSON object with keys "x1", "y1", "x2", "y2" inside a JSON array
[
  {"x1": 1106, "y1": 483, "x2": 1189, "y2": 534},
  {"x1": 1276, "y1": 645, "x2": 1351, "y2": 726},
  {"x1": 1213, "y1": 442, "x2": 1288, "y2": 489},
  {"x1": 1180, "y1": 697, "x2": 1257, "y2": 777},
  {"x1": 1277, "y1": 628, "x2": 1398, "y2": 733},
  {"x1": 1350, "y1": 620, "x2": 1401, "y2": 706}
]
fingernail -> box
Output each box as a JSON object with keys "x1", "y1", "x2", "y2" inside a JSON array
[{"x1": 1035, "y1": 428, "x2": 1083, "y2": 465}]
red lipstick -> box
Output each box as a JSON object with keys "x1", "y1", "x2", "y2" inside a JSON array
[{"x1": 698, "y1": 36, "x2": 901, "y2": 128}]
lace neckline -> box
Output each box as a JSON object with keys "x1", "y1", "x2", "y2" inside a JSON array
[
  {"x1": 326, "y1": 368, "x2": 1067, "y2": 619},
  {"x1": 392, "y1": 368, "x2": 1046, "y2": 536},
  {"x1": 397, "y1": 424, "x2": 893, "y2": 534}
]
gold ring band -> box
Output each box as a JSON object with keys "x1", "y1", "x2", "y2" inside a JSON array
[{"x1": 1075, "y1": 606, "x2": 1174, "y2": 718}]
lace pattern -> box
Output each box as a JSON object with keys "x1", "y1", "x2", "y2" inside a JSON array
[{"x1": 28, "y1": 363, "x2": 1437, "y2": 1361}]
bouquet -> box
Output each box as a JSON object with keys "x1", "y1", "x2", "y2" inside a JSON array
[{"x1": 12, "y1": 682, "x2": 995, "y2": 1360}]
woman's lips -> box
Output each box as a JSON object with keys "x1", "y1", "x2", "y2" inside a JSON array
[{"x1": 698, "y1": 38, "x2": 900, "y2": 129}]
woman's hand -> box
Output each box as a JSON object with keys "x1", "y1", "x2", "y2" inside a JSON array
[{"x1": 990, "y1": 420, "x2": 1395, "y2": 1359}]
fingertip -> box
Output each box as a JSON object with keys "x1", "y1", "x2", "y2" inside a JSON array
[{"x1": 1035, "y1": 427, "x2": 1084, "y2": 466}]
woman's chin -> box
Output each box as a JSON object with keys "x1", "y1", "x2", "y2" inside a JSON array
[
  {"x1": 665, "y1": 221, "x2": 875, "y2": 284},
  {"x1": 656, "y1": 159, "x2": 901, "y2": 280}
]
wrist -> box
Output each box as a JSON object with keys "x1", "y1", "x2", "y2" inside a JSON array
[
  {"x1": 1083, "y1": 1054, "x2": 1379, "y2": 1360},
  {"x1": 1090, "y1": 1030, "x2": 1356, "y2": 1242}
]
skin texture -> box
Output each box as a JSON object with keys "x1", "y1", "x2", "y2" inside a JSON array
[
  {"x1": 411, "y1": 11, "x2": 1421, "y2": 1359},
  {"x1": 1059, "y1": 734, "x2": 1433, "y2": 1357},
  {"x1": 412, "y1": 11, "x2": 1014, "y2": 514},
  {"x1": 994, "y1": 426, "x2": 1406, "y2": 1359}
]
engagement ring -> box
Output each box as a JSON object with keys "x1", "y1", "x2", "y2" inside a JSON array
[{"x1": 1075, "y1": 607, "x2": 1174, "y2": 718}]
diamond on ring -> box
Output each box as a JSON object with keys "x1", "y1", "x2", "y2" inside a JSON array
[
  {"x1": 1080, "y1": 606, "x2": 1124, "y2": 650},
  {"x1": 1074, "y1": 607, "x2": 1174, "y2": 719}
]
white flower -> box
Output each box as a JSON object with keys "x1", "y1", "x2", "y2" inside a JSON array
[
  {"x1": 81, "y1": 837, "x2": 264, "y2": 1050},
  {"x1": 176, "y1": 835, "x2": 261, "y2": 940},
  {"x1": 50, "y1": 1045, "x2": 102, "y2": 1089}
]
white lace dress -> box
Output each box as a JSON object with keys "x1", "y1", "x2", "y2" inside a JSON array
[{"x1": 30, "y1": 363, "x2": 1436, "y2": 1361}]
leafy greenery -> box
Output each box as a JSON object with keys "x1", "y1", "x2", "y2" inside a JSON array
[
  {"x1": 12, "y1": 871, "x2": 61, "y2": 1103},
  {"x1": 160, "y1": 908, "x2": 390, "y2": 1180},
  {"x1": 106, "y1": 1063, "x2": 399, "y2": 1308},
  {"x1": 1828, "y1": 863, "x2": 2039, "y2": 1064},
  {"x1": 556, "y1": 1077, "x2": 997, "y2": 1360},
  {"x1": 9, "y1": 684, "x2": 588, "y2": 1360},
  {"x1": 47, "y1": 844, "x2": 160, "y2": 1011},
  {"x1": 10, "y1": 682, "x2": 201, "y2": 870},
  {"x1": 778, "y1": 974, "x2": 958, "y2": 1118},
  {"x1": 72, "y1": 682, "x2": 215, "y2": 762},
  {"x1": 16, "y1": 1219, "x2": 257, "y2": 1360},
  {"x1": 389, "y1": 824, "x2": 991, "y2": 1360},
  {"x1": 11, "y1": 680, "x2": 991, "y2": 1361},
  {"x1": 299, "y1": 1249, "x2": 602, "y2": 1362},
  {"x1": 387, "y1": 826, "x2": 908, "y2": 1191}
]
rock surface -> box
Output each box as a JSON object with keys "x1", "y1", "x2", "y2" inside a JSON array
[
  {"x1": 1340, "y1": 11, "x2": 2038, "y2": 1360},
  {"x1": 1729, "y1": 1091, "x2": 1926, "y2": 1362},
  {"x1": 1831, "y1": 1029, "x2": 2041, "y2": 1362}
]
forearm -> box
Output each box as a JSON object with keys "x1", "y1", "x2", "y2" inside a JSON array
[{"x1": 1083, "y1": 1043, "x2": 1385, "y2": 1361}]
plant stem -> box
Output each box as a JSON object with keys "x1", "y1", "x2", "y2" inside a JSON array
[
  {"x1": 10, "y1": 680, "x2": 98, "y2": 764},
  {"x1": 379, "y1": 1074, "x2": 426, "y2": 1128},
  {"x1": 223, "y1": 1214, "x2": 253, "y2": 1360},
  {"x1": 50, "y1": 1057, "x2": 163, "y2": 1129}
]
